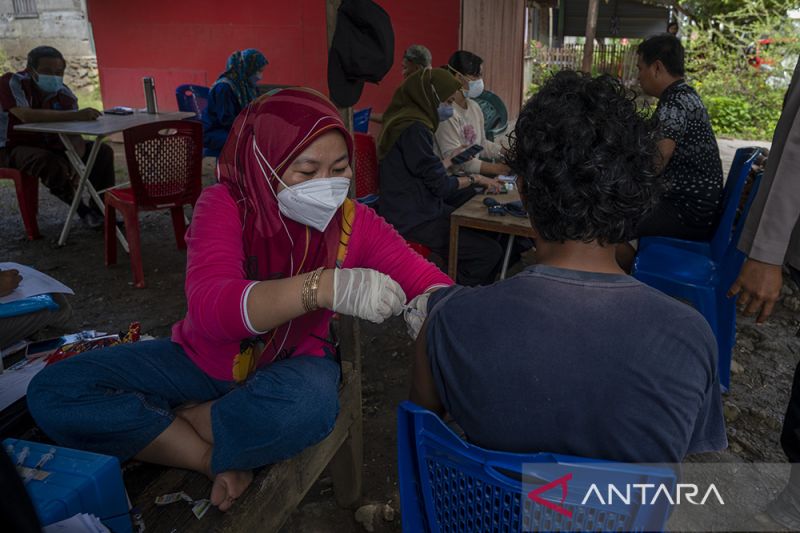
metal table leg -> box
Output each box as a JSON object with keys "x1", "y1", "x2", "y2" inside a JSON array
[
  {"x1": 56, "y1": 134, "x2": 129, "y2": 252},
  {"x1": 500, "y1": 234, "x2": 515, "y2": 280}
]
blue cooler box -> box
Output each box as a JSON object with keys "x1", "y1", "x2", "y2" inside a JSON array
[{"x1": 4, "y1": 439, "x2": 132, "y2": 532}]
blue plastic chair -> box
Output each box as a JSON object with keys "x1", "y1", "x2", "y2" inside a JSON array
[
  {"x1": 353, "y1": 107, "x2": 371, "y2": 133},
  {"x1": 633, "y1": 148, "x2": 763, "y2": 391},
  {"x1": 398, "y1": 402, "x2": 676, "y2": 533},
  {"x1": 637, "y1": 148, "x2": 762, "y2": 259},
  {"x1": 175, "y1": 84, "x2": 210, "y2": 119}
]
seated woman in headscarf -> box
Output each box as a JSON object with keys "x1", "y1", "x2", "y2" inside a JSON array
[
  {"x1": 202, "y1": 48, "x2": 268, "y2": 157},
  {"x1": 378, "y1": 67, "x2": 504, "y2": 286},
  {"x1": 435, "y1": 50, "x2": 511, "y2": 177},
  {"x1": 27, "y1": 88, "x2": 451, "y2": 512}
]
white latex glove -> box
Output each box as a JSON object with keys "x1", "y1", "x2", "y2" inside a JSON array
[
  {"x1": 332, "y1": 268, "x2": 406, "y2": 324},
  {"x1": 404, "y1": 291, "x2": 432, "y2": 340}
]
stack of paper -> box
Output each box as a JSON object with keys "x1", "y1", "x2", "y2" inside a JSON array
[
  {"x1": 0, "y1": 263, "x2": 74, "y2": 304},
  {"x1": 43, "y1": 513, "x2": 110, "y2": 533},
  {"x1": 0, "y1": 358, "x2": 46, "y2": 411}
]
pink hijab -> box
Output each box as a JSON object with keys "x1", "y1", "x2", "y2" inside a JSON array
[{"x1": 217, "y1": 87, "x2": 353, "y2": 361}]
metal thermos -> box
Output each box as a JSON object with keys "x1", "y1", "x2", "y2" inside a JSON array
[{"x1": 143, "y1": 77, "x2": 158, "y2": 114}]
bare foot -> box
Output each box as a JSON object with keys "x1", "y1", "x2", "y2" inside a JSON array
[{"x1": 210, "y1": 470, "x2": 253, "y2": 512}]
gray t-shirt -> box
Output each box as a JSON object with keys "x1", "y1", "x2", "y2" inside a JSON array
[{"x1": 426, "y1": 265, "x2": 727, "y2": 463}]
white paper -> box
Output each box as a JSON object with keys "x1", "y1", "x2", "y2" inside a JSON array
[
  {"x1": 0, "y1": 263, "x2": 74, "y2": 304},
  {"x1": 43, "y1": 513, "x2": 110, "y2": 533},
  {"x1": 0, "y1": 358, "x2": 46, "y2": 411}
]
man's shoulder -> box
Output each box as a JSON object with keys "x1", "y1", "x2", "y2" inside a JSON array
[
  {"x1": 0, "y1": 71, "x2": 26, "y2": 89},
  {"x1": 636, "y1": 281, "x2": 716, "y2": 344},
  {"x1": 59, "y1": 83, "x2": 77, "y2": 101},
  {"x1": 464, "y1": 98, "x2": 483, "y2": 116},
  {"x1": 428, "y1": 283, "x2": 484, "y2": 318},
  {"x1": 668, "y1": 83, "x2": 707, "y2": 112},
  {"x1": 0, "y1": 72, "x2": 31, "y2": 107}
]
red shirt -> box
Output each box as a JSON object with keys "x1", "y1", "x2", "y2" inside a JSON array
[{"x1": 0, "y1": 71, "x2": 78, "y2": 149}]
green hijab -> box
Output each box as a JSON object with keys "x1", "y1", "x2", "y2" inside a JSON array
[{"x1": 377, "y1": 67, "x2": 462, "y2": 160}]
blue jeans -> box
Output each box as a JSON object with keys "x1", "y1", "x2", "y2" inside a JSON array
[{"x1": 27, "y1": 339, "x2": 340, "y2": 474}]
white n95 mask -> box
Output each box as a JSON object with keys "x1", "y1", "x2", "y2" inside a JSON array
[
  {"x1": 276, "y1": 177, "x2": 350, "y2": 232},
  {"x1": 251, "y1": 136, "x2": 350, "y2": 232}
]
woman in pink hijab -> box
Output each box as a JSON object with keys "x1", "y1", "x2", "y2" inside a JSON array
[{"x1": 28, "y1": 88, "x2": 451, "y2": 511}]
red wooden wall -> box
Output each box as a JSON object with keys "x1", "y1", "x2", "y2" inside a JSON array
[{"x1": 87, "y1": 0, "x2": 461, "y2": 114}]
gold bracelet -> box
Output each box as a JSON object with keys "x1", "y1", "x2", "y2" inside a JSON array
[
  {"x1": 309, "y1": 267, "x2": 324, "y2": 311},
  {"x1": 301, "y1": 271, "x2": 313, "y2": 312},
  {"x1": 301, "y1": 267, "x2": 325, "y2": 312}
]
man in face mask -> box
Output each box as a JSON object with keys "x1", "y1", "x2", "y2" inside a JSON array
[
  {"x1": 0, "y1": 45, "x2": 114, "y2": 229},
  {"x1": 371, "y1": 44, "x2": 433, "y2": 125},
  {"x1": 434, "y1": 50, "x2": 510, "y2": 178}
]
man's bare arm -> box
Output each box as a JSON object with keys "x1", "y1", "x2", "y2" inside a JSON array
[
  {"x1": 655, "y1": 138, "x2": 676, "y2": 172},
  {"x1": 409, "y1": 321, "x2": 446, "y2": 416}
]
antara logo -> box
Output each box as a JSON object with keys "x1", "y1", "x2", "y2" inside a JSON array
[
  {"x1": 581, "y1": 483, "x2": 725, "y2": 506},
  {"x1": 526, "y1": 473, "x2": 725, "y2": 516},
  {"x1": 527, "y1": 473, "x2": 574, "y2": 518}
]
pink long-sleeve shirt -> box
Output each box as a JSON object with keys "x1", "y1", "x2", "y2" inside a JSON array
[{"x1": 172, "y1": 184, "x2": 453, "y2": 381}]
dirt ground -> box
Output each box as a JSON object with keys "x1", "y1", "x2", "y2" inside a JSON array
[{"x1": 1, "y1": 138, "x2": 798, "y2": 532}]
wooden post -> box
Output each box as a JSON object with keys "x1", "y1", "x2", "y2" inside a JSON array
[
  {"x1": 581, "y1": 0, "x2": 600, "y2": 74},
  {"x1": 325, "y1": 0, "x2": 364, "y2": 510}
]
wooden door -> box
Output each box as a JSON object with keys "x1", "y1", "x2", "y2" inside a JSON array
[{"x1": 460, "y1": 0, "x2": 526, "y2": 118}]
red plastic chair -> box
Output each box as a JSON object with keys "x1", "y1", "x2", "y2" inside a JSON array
[
  {"x1": 0, "y1": 168, "x2": 40, "y2": 240},
  {"x1": 353, "y1": 132, "x2": 378, "y2": 198},
  {"x1": 407, "y1": 241, "x2": 432, "y2": 257},
  {"x1": 105, "y1": 120, "x2": 203, "y2": 288},
  {"x1": 352, "y1": 133, "x2": 432, "y2": 258}
]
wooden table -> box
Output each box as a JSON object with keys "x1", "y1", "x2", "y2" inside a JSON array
[
  {"x1": 448, "y1": 191, "x2": 536, "y2": 280},
  {"x1": 16, "y1": 111, "x2": 195, "y2": 250}
]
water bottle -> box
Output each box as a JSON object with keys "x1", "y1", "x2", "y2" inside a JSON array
[{"x1": 143, "y1": 77, "x2": 158, "y2": 114}]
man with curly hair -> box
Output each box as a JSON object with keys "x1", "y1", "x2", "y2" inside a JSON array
[{"x1": 408, "y1": 71, "x2": 727, "y2": 462}]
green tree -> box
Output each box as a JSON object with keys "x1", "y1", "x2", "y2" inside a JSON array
[
  {"x1": 675, "y1": 0, "x2": 797, "y2": 28},
  {"x1": 679, "y1": 0, "x2": 800, "y2": 139}
]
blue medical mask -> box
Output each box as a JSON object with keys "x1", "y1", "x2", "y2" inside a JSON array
[
  {"x1": 437, "y1": 103, "x2": 454, "y2": 121},
  {"x1": 467, "y1": 78, "x2": 485, "y2": 98},
  {"x1": 34, "y1": 72, "x2": 64, "y2": 94}
]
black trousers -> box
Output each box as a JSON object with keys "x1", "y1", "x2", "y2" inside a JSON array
[
  {"x1": 2, "y1": 141, "x2": 115, "y2": 207},
  {"x1": 636, "y1": 200, "x2": 714, "y2": 241},
  {"x1": 404, "y1": 215, "x2": 504, "y2": 286},
  {"x1": 782, "y1": 360, "x2": 800, "y2": 462}
]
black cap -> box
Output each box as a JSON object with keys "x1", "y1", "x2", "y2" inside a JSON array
[{"x1": 327, "y1": 0, "x2": 395, "y2": 108}]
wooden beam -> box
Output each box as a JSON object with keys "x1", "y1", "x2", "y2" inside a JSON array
[
  {"x1": 581, "y1": 0, "x2": 600, "y2": 73},
  {"x1": 324, "y1": 1, "x2": 362, "y2": 507}
]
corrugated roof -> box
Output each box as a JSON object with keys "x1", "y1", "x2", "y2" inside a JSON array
[{"x1": 562, "y1": 0, "x2": 671, "y2": 38}]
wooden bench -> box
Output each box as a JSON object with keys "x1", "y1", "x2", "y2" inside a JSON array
[{"x1": 124, "y1": 317, "x2": 364, "y2": 532}]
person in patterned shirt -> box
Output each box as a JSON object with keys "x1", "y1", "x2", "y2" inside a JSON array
[
  {"x1": 617, "y1": 34, "x2": 724, "y2": 269},
  {"x1": 0, "y1": 46, "x2": 114, "y2": 229}
]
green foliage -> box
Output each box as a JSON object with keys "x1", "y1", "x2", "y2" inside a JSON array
[
  {"x1": 678, "y1": 0, "x2": 795, "y2": 28},
  {"x1": 76, "y1": 84, "x2": 103, "y2": 112},
  {"x1": 526, "y1": 50, "x2": 559, "y2": 97},
  {"x1": 683, "y1": 0, "x2": 799, "y2": 139}
]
